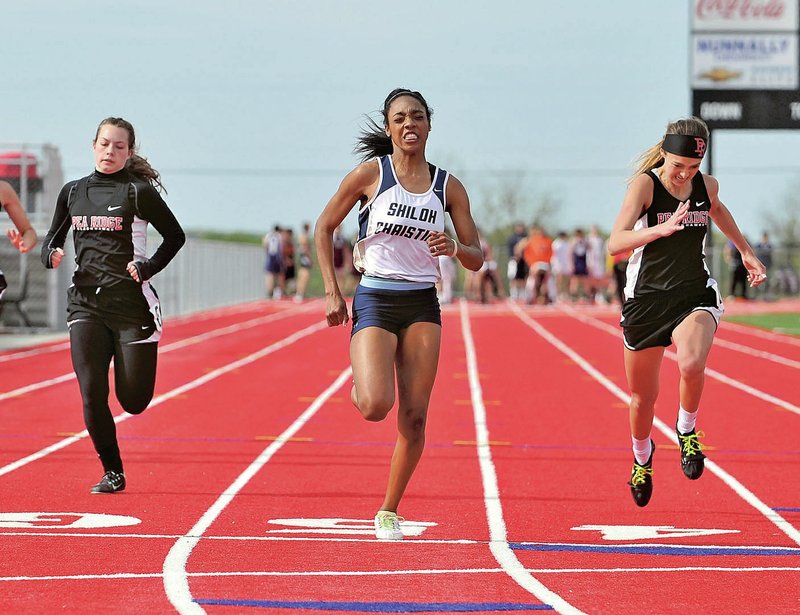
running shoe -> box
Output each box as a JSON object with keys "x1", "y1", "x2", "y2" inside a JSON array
[
  {"x1": 91, "y1": 470, "x2": 126, "y2": 494},
  {"x1": 374, "y1": 510, "x2": 404, "y2": 540},
  {"x1": 628, "y1": 441, "x2": 655, "y2": 507},
  {"x1": 676, "y1": 425, "x2": 706, "y2": 480}
]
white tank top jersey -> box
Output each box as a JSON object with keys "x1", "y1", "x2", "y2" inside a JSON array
[{"x1": 352, "y1": 155, "x2": 448, "y2": 284}]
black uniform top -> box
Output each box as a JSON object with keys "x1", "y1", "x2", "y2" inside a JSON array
[
  {"x1": 41, "y1": 169, "x2": 185, "y2": 289},
  {"x1": 626, "y1": 169, "x2": 712, "y2": 298}
]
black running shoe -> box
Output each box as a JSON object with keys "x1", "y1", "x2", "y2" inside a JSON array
[
  {"x1": 628, "y1": 441, "x2": 655, "y2": 507},
  {"x1": 91, "y1": 470, "x2": 126, "y2": 494},
  {"x1": 676, "y1": 425, "x2": 706, "y2": 480}
]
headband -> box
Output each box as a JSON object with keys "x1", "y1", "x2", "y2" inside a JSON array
[{"x1": 662, "y1": 134, "x2": 707, "y2": 159}]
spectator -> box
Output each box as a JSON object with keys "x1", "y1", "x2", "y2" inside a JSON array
[
  {"x1": 263, "y1": 224, "x2": 284, "y2": 299},
  {"x1": 754, "y1": 231, "x2": 773, "y2": 299},
  {"x1": 550, "y1": 231, "x2": 571, "y2": 302},
  {"x1": 569, "y1": 228, "x2": 590, "y2": 302},
  {"x1": 294, "y1": 222, "x2": 313, "y2": 302},
  {"x1": 506, "y1": 222, "x2": 528, "y2": 301},
  {"x1": 724, "y1": 238, "x2": 748, "y2": 300},
  {"x1": 519, "y1": 224, "x2": 553, "y2": 304}
]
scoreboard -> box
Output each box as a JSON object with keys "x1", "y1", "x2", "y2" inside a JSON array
[{"x1": 691, "y1": 0, "x2": 800, "y2": 129}]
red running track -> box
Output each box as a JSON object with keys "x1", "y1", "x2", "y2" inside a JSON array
[{"x1": 0, "y1": 298, "x2": 798, "y2": 614}]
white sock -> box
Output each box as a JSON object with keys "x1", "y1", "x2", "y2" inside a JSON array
[
  {"x1": 632, "y1": 436, "x2": 652, "y2": 465},
  {"x1": 677, "y1": 407, "x2": 698, "y2": 434}
]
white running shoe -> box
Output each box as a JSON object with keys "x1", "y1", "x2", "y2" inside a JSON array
[{"x1": 374, "y1": 510, "x2": 404, "y2": 540}]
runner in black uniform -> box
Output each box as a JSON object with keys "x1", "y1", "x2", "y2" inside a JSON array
[
  {"x1": 608, "y1": 117, "x2": 766, "y2": 507},
  {"x1": 41, "y1": 117, "x2": 185, "y2": 494},
  {"x1": 0, "y1": 180, "x2": 38, "y2": 297}
]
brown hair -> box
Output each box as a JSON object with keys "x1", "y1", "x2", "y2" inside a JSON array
[
  {"x1": 95, "y1": 117, "x2": 166, "y2": 193},
  {"x1": 629, "y1": 116, "x2": 710, "y2": 183}
]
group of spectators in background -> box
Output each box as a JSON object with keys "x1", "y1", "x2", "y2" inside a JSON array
[
  {"x1": 262, "y1": 221, "x2": 315, "y2": 302},
  {"x1": 263, "y1": 223, "x2": 362, "y2": 302},
  {"x1": 265, "y1": 221, "x2": 798, "y2": 306},
  {"x1": 484, "y1": 223, "x2": 626, "y2": 306}
]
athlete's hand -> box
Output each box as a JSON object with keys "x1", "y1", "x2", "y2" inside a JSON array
[
  {"x1": 744, "y1": 253, "x2": 767, "y2": 287},
  {"x1": 427, "y1": 231, "x2": 456, "y2": 257},
  {"x1": 50, "y1": 248, "x2": 65, "y2": 268},
  {"x1": 658, "y1": 200, "x2": 690, "y2": 237},
  {"x1": 7, "y1": 228, "x2": 37, "y2": 253},
  {"x1": 325, "y1": 292, "x2": 349, "y2": 327}
]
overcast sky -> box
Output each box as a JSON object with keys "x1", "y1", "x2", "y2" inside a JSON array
[{"x1": 5, "y1": 1, "x2": 800, "y2": 240}]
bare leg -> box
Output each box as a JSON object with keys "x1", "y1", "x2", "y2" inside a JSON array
[
  {"x1": 380, "y1": 322, "x2": 441, "y2": 512},
  {"x1": 350, "y1": 327, "x2": 398, "y2": 421},
  {"x1": 624, "y1": 346, "x2": 665, "y2": 439},
  {"x1": 671, "y1": 311, "x2": 716, "y2": 413}
]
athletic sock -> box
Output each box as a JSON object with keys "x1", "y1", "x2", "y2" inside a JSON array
[
  {"x1": 632, "y1": 435, "x2": 652, "y2": 465},
  {"x1": 677, "y1": 407, "x2": 699, "y2": 434}
]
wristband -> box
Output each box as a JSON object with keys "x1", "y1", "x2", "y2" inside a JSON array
[{"x1": 452, "y1": 240, "x2": 459, "y2": 256}]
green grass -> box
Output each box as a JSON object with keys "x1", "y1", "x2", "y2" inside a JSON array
[{"x1": 724, "y1": 312, "x2": 800, "y2": 336}]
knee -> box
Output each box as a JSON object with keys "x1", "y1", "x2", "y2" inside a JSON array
[
  {"x1": 398, "y1": 407, "x2": 428, "y2": 441},
  {"x1": 678, "y1": 356, "x2": 706, "y2": 381},
  {"x1": 629, "y1": 391, "x2": 658, "y2": 414},
  {"x1": 356, "y1": 394, "x2": 394, "y2": 422},
  {"x1": 117, "y1": 391, "x2": 152, "y2": 415}
]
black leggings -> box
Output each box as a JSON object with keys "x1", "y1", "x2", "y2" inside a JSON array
[{"x1": 70, "y1": 321, "x2": 158, "y2": 472}]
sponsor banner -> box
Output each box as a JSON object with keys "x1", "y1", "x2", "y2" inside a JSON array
[
  {"x1": 692, "y1": 33, "x2": 798, "y2": 89},
  {"x1": 693, "y1": 0, "x2": 798, "y2": 31},
  {"x1": 693, "y1": 89, "x2": 800, "y2": 128}
]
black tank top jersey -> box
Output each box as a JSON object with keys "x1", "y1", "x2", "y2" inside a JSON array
[
  {"x1": 626, "y1": 169, "x2": 712, "y2": 297},
  {"x1": 42, "y1": 169, "x2": 185, "y2": 289}
]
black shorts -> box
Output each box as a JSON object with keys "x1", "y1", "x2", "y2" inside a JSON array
[
  {"x1": 620, "y1": 282, "x2": 723, "y2": 351},
  {"x1": 351, "y1": 284, "x2": 441, "y2": 337},
  {"x1": 67, "y1": 284, "x2": 162, "y2": 344}
]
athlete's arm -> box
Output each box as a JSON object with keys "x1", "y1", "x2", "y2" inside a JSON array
[
  {"x1": 41, "y1": 181, "x2": 76, "y2": 268},
  {"x1": 315, "y1": 161, "x2": 379, "y2": 327},
  {"x1": 438, "y1": 175, "x2": 483, "y2": 271},
  {"x1": 706, "y1": 175, "x2": 766, "y2": 286},
  {"x1": 0, "y1": 181, "x2": 37, "y2": 253},
  {"x1": 129, "y1": 184, "x2": 186, "y2": 282},
  {"x1": 608, "y1": 174, "x2": 689, "y2": 255}
]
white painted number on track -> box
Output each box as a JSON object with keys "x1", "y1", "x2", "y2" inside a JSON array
[
  {"x1": 267, "y1": 517, "x2": 436, "y2": 537},
  {"x1": 0, "y1": 512, "x2": 141, "y2": 529},
  {"x1": 572, "y1": 525, "x2": 740, "y2": 541}
]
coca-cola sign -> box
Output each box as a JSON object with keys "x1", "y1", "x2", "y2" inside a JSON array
[{"x1": 693, "y1": 0, "x2": 798, "y2": 31}]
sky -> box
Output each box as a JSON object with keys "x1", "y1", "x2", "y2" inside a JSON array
[{"x1": 5, "y1": 0, "x2": 800, "y2": 241}]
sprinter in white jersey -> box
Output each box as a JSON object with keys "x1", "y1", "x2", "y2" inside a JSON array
[
  {"x1": 315, "y1": 89, "x2": 483, "y2": 540},
  {"x1": 608, "y1": 117, "x2": 766, "y2": 508}
]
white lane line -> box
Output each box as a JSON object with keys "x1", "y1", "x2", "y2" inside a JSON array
[
  {"x1": 565, "y1": 307, "x2": 800, "y2": 417},
  {"x1": 459, "y1": 299, "x2": 585, "y2": 615},
  {"x1": 0, "y1": 341, "x2": 70, "y2": 363},
  {"x1": 0, "y1": 304, "x2": 317, "y2": 402},
  {"x1": 5, "y1": 566, "x2": 800, "y2": 582},
  {"x1": 712, "y1": 337, "x2": 800, "y2": 370},
  {"x1": 508, "y1": 302, "x2": 800, "y2": 547},
  {"x1": 0, "y1": 301, "x2": 309, "y2": 365},
  {"x1": 720, "y1": 320, "x2": 800, "y2": 347},
  {"x1": 0, "y1": 321, "x2": 327, "y2": 477},
  {"x1": 162, "y1": 367, "x2": 353, "y2": 615}
]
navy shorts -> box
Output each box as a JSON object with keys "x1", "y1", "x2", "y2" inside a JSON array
[
  {"x1": 67, "y1": 284, "x2": 162, "y2": 344},
  {"x1": 265, "y1": 254, "x2": 282, "y2": 275},
  {"x1": 620, "y1": 282, "x2": 723, "y2": 351},
  {"x1": 351, "y1": 284, "x2": 441, "y2": 337}
]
